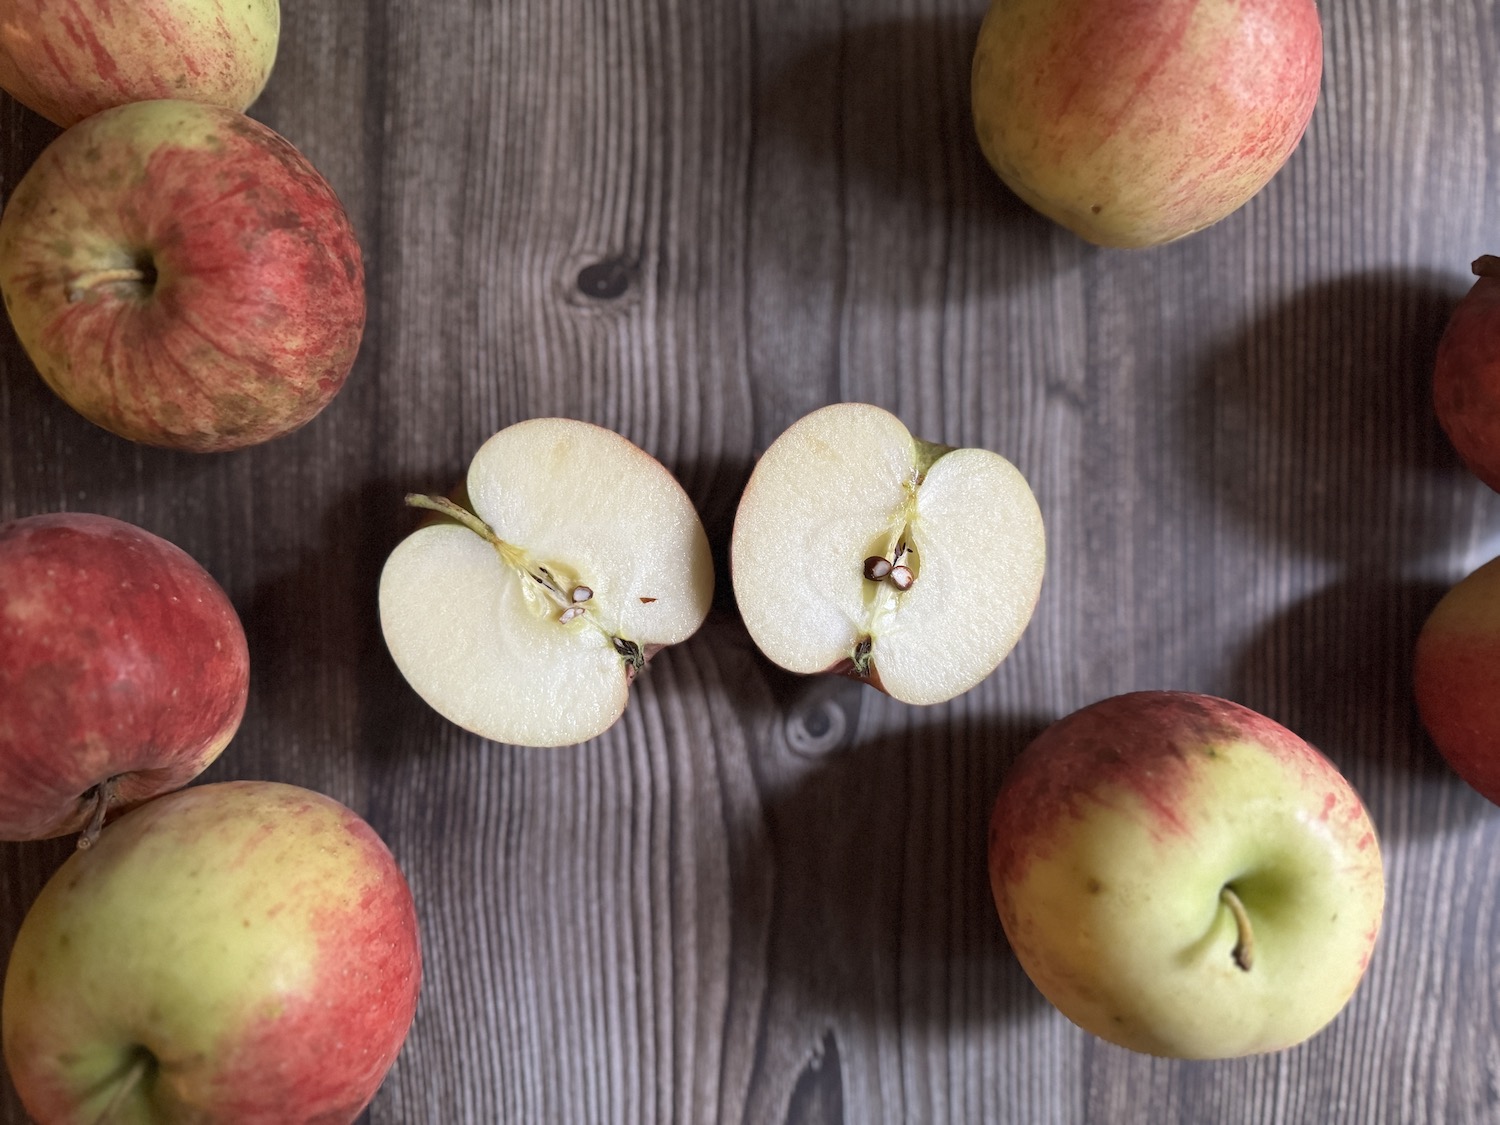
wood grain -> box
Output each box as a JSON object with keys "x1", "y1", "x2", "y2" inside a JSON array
[{"x1": 1, "y1": 0, "x2": 1498, "y2": 1121}]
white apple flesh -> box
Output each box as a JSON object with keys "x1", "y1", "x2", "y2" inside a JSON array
[
  {"x1": 379, "y1": 418, "x2": 714, "y2": 747},
  {"x1": 989, "y1": 691, "x2": 1385, "y2": 1059},
  {"x1": 730, "y1": 402, "x2": 1045, "y2": 705}
]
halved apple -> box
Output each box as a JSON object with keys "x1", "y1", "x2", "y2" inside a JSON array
[
  {"x1": 730, "y1": 402, "x2": 1045, "y2": 705},
  {"x1": 378, "y1": 418, "x2": 714, "y2": 747}
]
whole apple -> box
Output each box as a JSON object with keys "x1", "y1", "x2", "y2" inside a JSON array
[
  {"x1": 1413, "y1": 555, "x2": 1500, "y2": 804},
  {"x1": 1433, "y1": 256, "x2": 1500, "y2": 492},
  {"x1": 0, "y1": 512, "x2": 248, "y2": 841},
  {"x1": 989, "y1": 690, "x2": 1384, "y2": 1058},
  {"x1": 971, "y1": 0, "x2": 1323, "y2": 248},
  {"x1": 0, "y1": 98, "x2": 365, "y2": 452},
  {"x1": 2, "y1": 780, "x2": 422, "y2": 1124},
  {"x1": 0, "y1": 0, "x2": 279, "y2": 127}
]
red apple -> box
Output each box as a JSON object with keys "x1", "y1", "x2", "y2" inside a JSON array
[
  {"x1": 2, "y1": 780, "x2": 422, "y2": 1123},
  {"x1": 0, "y1": 98, "x2": 365, "y2": 452},
  {"x1": 989, "y1": 691, "x2": 1384, "y2": 1058},
  {"x1": 0, "y1": 512, "x2": 249, "y2": 841},
  {"x1": 971, "y1": 0, "x2": 1323, "y2": 247},
  {"x1": 0, "y1": 0, "x2": 280, "y2": 127},
  {"x1": 1413, "y1": 555, "x2": 1500, "y2": 804},
  {"x1": 1433, "y1": 256, "x2": 1500, "y2": 492}
]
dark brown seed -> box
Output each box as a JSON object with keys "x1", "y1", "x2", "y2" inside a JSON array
[
  {"x1": 890, "y1": 565, "x2": 914, "y2": 591},
  {"x1": 863, "y1": 556, "x2": 893, "y2": 581}
]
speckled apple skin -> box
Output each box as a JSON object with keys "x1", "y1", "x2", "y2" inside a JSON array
[
  {"x1": 0, "y1": 512, "x2": 248, "y2": 839},
  {"x1": 971, "y1": 0, "x2": 1323, "y2": 248},
  {"x1": 0, "y1": 99, "x2": 365, "y2": 452},
  {"x1": 1433, "y1": 257, "x2": 1500, "y2": 493},
  {"x1": 0, "y1": 0, "x2": 280, "y2": 127},
  {"x1": 2, "y1": 781, "x2": 423, "y2": 1124},
  {"x1": 989, "y1": 691, "x2": 1384, "y2": 1058},
  {"x1": 1413, "y1": 556, "x2": 1500, "y2": 805}
]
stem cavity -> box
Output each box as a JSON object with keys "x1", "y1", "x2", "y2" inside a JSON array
[{"x1": 76, "y1": 777, "x2": 118, "y2": 851}]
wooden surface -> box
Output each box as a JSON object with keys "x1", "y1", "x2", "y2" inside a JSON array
[{"x1": 2, "y1": 0, "x2": 1499, "y2": 1121}]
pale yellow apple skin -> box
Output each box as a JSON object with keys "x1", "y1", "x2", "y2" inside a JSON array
[
  {"x1": 989, "y1": 691, "x2": 1384, "y2": 1059},
  {"x1": 971, "y1": 0, "x2": 1323, "y2": 248},
  {"x1": 0, "y1": 0, "x2": 279, "y2": 127}
]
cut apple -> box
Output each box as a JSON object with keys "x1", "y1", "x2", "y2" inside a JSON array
[
  {"x1": 378, "y1": 418, "x2": 714, "y2": 747},
  {"x1": 730, "y1": 402, "x2": 1045, "y2": 705}
]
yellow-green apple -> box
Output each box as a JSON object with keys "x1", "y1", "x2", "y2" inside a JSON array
[
  {"x1": 988, "y1": 690, "x2": 1385, "y2": 1058},
  {"x1": 730, "y1": 402, "x2": 1045, "y2": 705},
  {"x1": 0, "y1": 98, "x2": 365, "y2": 452},
  {"x1": 0, "y1": 0, "x2": 279, "y2": 127},
  {"x1": 1413, "y1": 555, "x2": 1500, "y2": 804},
  {"x1": 971, "y1": 0, "x2": 1323, "y2": 248},
  {"x1": 0, "y1": 512, "x2": 248, "y2": 842},
  {"x1": 1433, "y1": 256, "x2": 1500, "y2": 492},
  {"x1": 379, "y1": 418, "x2": 714, "y2": 747},
  {"x1": 2, "y1": 780, "x2": 422, "y2": 1124}
]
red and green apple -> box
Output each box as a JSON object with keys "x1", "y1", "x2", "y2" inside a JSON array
[{"x1": 989, "y1": 690, "x2": 1385, "y2": 1058}]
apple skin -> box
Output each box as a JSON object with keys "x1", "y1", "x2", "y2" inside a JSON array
[
  {"x1": 0, "y1": 98, "x2": 365, "y2": 452},
  {"x1": 1413, "y1": 555, "x2": 1500, "y2": 804},
  {"x1": 971, "y1": 0, "x2": 1323, "y2": 248},
  {"x1": 0, "y1": 512, "x2": 249, "y2": 841},
  {"x1": 1433, "y1": 256, "x2": 1500, "y2": 492},
  {"x1": 2, "y1": 780, "x2": 422, "y2": 1124},
  {"x1": 989, "y1": 691, "x2": 1384, "y2": 1059},
  {"x1": 0, "y1": 0, "x2": 279, "y2": 127}
]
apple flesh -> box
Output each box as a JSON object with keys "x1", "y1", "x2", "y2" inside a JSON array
[
  {"x1": 0, "y1": 98, "x2": 365, "y2": 452},
  {"x1": 1433, "y1": 256, "x2": 1500, "y2": 492},
  {"x1": 2, "y1": 780, "x2": 422, "y2": 1124},
  {"x1": 1413, "y1": 555, "x2": 1500, "y2": 804},
  {"x1": 989, "y1": 691, "x2": 1384, "y2": 1058},
  {"x1": 971, "y1": 0, "x2": 1323, "y2": 248},
  {"x1": 0, "y1": 0, "x2": 280, "y2": 127},
  {"x1": 730, "y1": 402, "x2": 1045, "y2": 705},
  {"x1": 0, "y1": 512, "x2": 249, "y2": 841},
  {"x1": 379, "y1": 418, "x2": 715, "y2": 747}
]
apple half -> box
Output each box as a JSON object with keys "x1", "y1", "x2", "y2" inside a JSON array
[
  {"x1": 379, "y1": 418, "x2": 714, "y2": 747},
  {"x1": 730, "y1": 402, "x2": 1045, "y2": 704}
]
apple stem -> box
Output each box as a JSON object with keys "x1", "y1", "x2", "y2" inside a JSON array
[
  {"x1": 1473, "y1": 255, "x2": 1500, "y2": 279},
  {"x1": 75, "y1": 777, "x2": 118, "y2": 851},
  {"x1": 405, "y1": 493, "x2": 499, "y2": 543},
  {"x1": 65, "y1": 267, "x2": 152, "y2": 303},
  {"x1": 93, "y1": 1051, "x2": 151, "y2": 1124},
  {"x1": 1220, "y1": 885, "x2": 1255, "y2": 972}
]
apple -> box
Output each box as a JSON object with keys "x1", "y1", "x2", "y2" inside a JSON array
[
  {"x1": 0, "y1": 511, "x2": 249, "y2": 843},
  {"x1": 988, "y1": 690, "x2": 1385, "y2": 1058},
  {"x1": 1413, "y1": 555, "x2": 1500, "y2": 804},
  {"x1": 729, "y1": 402, "x2": 1045, "y2": 705},
  {"x1": 379, "y1": 417, "x2": 715, "y2": 747},
  {"x1": 971, "y1": 0, "x2": 1323, "y2": 248},
  {"x1": 1433, "y1": 255, "x2": 1500, "y2": 492},
  {"x1": 0, "y1": 0, "x2": 279, "y2": 127},
  {"x1": 2, "y1": 780, "x2": 422, "y2": 1123},
  {"x1": 0, "y1": 98, "x2": 365, "y2": 452}
]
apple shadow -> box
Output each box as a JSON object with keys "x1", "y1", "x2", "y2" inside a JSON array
[
  {"x1": 749, "y1": 14, "x2": 1070, "y2": 310},
  {"x1": 1227, "y1": 574, "x2": 1492, "y2": 843},
  {"x1": 729, "y1": 706, "x2": 1056, "y2": 1036},
  {"x1": 1189, "y1": 268, "x2": 1477, "y2": 567}
]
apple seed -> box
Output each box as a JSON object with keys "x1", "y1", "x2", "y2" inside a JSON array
[
  {"x1": 572, "y1": 585, "x2": 594, "y2": 603},
  {"x1": 889, "y1": 564, "x2": 914, "y2": 591},
  {"x1": 864, "y1": 556, "x2": 893, "y2": 581},
  {"x1": 558, "y1": 605, "x2": 586, "y2": 625}
]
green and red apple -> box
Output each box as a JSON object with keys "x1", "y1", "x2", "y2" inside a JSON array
[
  {"x1": 1413, "y1": 555, "x2": 1500, "y2": 804},
  {"x1": 379, "y1": 417, "x2": 715, "y2": 747},
  {"x1": 1433, "y1": 255, "x2": 1500, "y2": 492},
  {"x1": 0, "y1": 99, "x2": 365, "y2": 452},
  {"x1": 2, "y1": 780, "x2": 422, "y2": 1123},
  {"x1": 971, "y1": 0, "x2": 1323, "y2": 248},
  {"x1": 730, "y1": 402, "x2": 1045, "y2": 705},
  {"x1": 0, "y1": 512, "x2": 248, "y2": 842},
  {"x1": 0, "y1": 0, "x2": 280, "y2": 127},
  {"x1": 989, "y1": 690, "x2": 1384, "y2": 1058}
]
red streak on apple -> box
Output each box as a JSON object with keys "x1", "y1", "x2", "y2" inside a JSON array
[
  {"x1": 991, "y1": 692, "x2": 1336, "y2": 887},
  {"x1": 0, "y1": 513, "x2": 249, "y2": 839}
]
